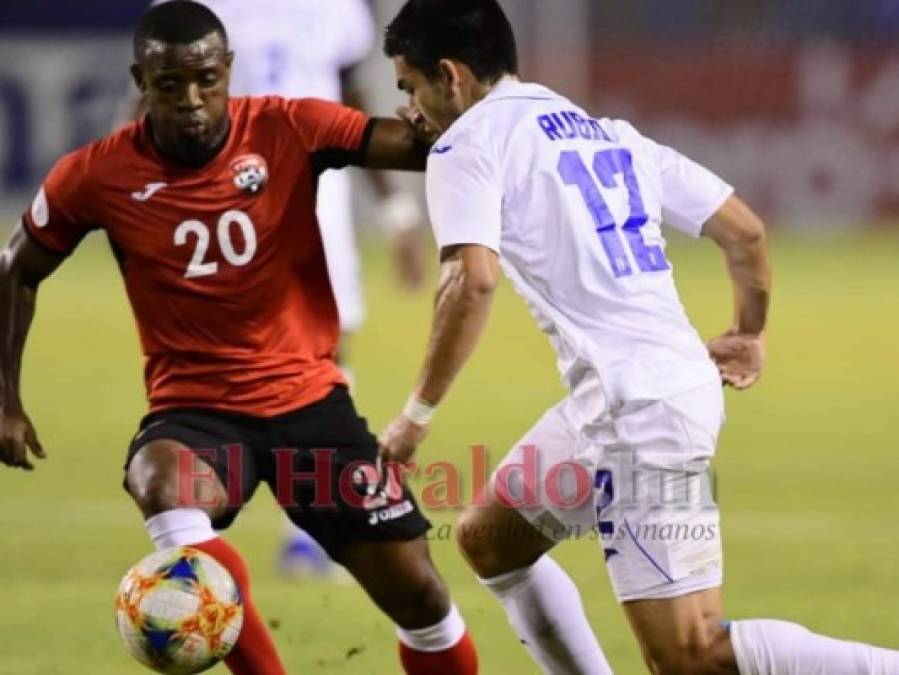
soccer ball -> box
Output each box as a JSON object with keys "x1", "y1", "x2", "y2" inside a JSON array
[{"x1": 115, "y1": 547, "x2": 243, "y2": 674}]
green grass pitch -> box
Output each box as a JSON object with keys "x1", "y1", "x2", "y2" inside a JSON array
[{"x1": 0, "y1": 229, "x2": 896, "y2": 673}]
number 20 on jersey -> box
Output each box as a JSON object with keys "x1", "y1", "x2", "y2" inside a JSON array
[{"x1": 174, "y1": 210, "x2": 258, "y2": 279}]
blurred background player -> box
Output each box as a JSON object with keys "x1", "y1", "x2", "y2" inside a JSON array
[{"x1": 121, "y1": 0, "x2": 429, "y2": 579}]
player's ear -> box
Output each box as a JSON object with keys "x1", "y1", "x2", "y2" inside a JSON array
[
  {"x1": 130, "y1": 64, "x2": 147, "y2": 94},
  {"x1": 437, "y1": 59, "x2": 461, "y2": 96},
  {"x1": 225, "y1": 51, "x2": 235, "y2": 70}
]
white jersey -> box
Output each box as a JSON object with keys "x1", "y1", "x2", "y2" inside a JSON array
[
  {"x1": 154, "y1": 0, "x2": 375, "y2": 100},
  {"x1": 426, "y1": 80, "x2": 733, "y2": 406}
]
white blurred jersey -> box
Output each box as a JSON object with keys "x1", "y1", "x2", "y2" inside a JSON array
[
  {"x1": 198, "y1": 0, "x2": 373, "y2": 100},
  {"x1": 153, "y1": 0, "x2": 375, "y2": 99},
  {"x1": 426, "y1": 80, "x2": 733, "y2": 407},
  {"x1": 152, "y1": 0, "x2": 376, "y2": 331}
]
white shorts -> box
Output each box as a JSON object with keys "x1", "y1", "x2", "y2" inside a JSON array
[
  {"x1": 492, "y1": 382, "x2": 725, "y2": 603},
  {"x1": 317, "y1": 171, "x2": 365, "y2": 334}
]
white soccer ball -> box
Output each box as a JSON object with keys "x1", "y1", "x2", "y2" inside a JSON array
[{"x1": 115, "y1": 547, "x2": 243, "y2": 674}]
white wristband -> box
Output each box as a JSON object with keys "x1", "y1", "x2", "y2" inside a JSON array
[{"x1": 403, "y1": 394, "x2": 437, "y2": 426}]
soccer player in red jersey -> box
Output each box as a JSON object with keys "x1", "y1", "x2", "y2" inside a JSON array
[{"x1": 0, "y1": 2, "x2": 477, "y2": 674}]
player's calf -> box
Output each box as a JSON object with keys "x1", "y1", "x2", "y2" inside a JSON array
[
  {"x1": 458, "y1": 498, "x2": 613, "y2": 675},
  {"x1": 340, "y1": 538, "x2": 478, "y2": 674},
  {"x1": 348, "y1": 542, "x2": 449, "y2": 627},
  {"x1": 341, "y1": 537, "x2": 451, "y2": 627}
]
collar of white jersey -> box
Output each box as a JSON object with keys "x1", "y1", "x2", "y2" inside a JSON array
[
  {"x1": 483, "y1": 78, "x2": 556, "y2": 103},
  {"x1": 434, "y1": 78, "x2": 557, "y2": 145}
]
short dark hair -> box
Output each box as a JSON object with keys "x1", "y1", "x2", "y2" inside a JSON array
[
  {"x1": 384, "y1": 0, "x2": 518, "y2": 83},
  {"x1": 133, "y1": 1, "x2": 228, "y2": 61}
]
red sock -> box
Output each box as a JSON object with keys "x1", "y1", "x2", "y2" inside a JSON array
[
  {"x1": 192, "y1": 538, "x2": 287, "y2": 675},
  {"x1": 399, "y1": 631, "x2": 479, "y2": 674}
]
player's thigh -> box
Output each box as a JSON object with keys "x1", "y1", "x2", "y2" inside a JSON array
[
  {"x1": 125, "y1": 412, "x2": 258, "y2": 525},
  {"x1": 622, "y1": 588, "x2": 737, "y2": 675},
  {"x1": 600, "y1": 384, "x2": 724, "y2": 604},
  {"x1": 459, "y1": 399, "x2": 591, "y2": 577},
  {"x1": 340, "y1": 536, "x2": 451, "y2": 630}
]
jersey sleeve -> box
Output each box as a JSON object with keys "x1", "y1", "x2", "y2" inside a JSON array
[
  {"x1": 22, "y1": 149, "x2": 98, "y2": 255},
  {"x1": 425, "y1": 133, "x2": 503, "y2": 253},
  {"x1": 609, "y1": 120, "x2": 734, "y2": 238},
  {"x1": 336, "y1": 0, "x2": 376, "y2": 68},
  {"x1": 284, "y1": 98, "x2": 371, "y2": 167}
]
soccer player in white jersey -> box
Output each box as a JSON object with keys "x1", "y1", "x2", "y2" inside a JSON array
[
  {"x1": 140, "y1": 0, "x2": 426, "y2": 578},
  {"x1": 378, "y1": 1, "x2": 899, "y2": 673}
]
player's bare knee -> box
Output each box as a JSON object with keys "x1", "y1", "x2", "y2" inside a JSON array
[
  {"x1": 126, "y1": 441, "x2": 225, "y2": 519},
  {"x1": 456, "y1": 506, "x2": 499, "y2": 575},
  {"x1": 127, "y1": 444, "x2": 179, "y2": 516},
  {"x1": 457, "y1": 505, "x2": 547, "y2": 578}
]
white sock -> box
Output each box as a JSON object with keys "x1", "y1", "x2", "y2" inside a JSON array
[
  {"x1": 731, "y1": 619, "x2": 899, "y2": 674},
  {"x1": 145, "y1": 508, "x2": 217, "y2": 550},
  {"x1": 480, "y1": 555, "x2": 613, "y2": 675},
  {"x1": 396, "y1": 603, "x2": 467, "y2": 652}
]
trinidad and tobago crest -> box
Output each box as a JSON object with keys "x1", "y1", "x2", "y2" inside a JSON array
[{"x1": 231, "y1": 153, "x2": 268, "y2": 195}]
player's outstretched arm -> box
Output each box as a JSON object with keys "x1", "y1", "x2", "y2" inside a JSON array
[
  {"x1": 0, "y1": 223, "x2": 65, "y2": 470},
  {"x1": 363, "y1": 109, "x2": 438, "y2": 172},
  {"x1": 702, "y1": 194, "x2": 771, "y2": 390},
  {"x1": 379, "y1": 244, "x2": 500, "y2": 464}
]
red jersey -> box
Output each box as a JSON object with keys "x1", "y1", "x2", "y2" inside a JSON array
[{"x1": 23, "y1": 97, "x2": 370, "y2": 417}]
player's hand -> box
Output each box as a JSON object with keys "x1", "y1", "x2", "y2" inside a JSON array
[
  {"x1": 397, "y1": 106, "x2": 440, "y2": 147},
  {"x1": 0, "y1": 405, "x2": 46, "y2": 471},
  {"x1": 379, "y1": 413, "x2": 428, "y2": 466},
  {"x1": 707, "y1": 331, "x2": 765, "y2": 390}
]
